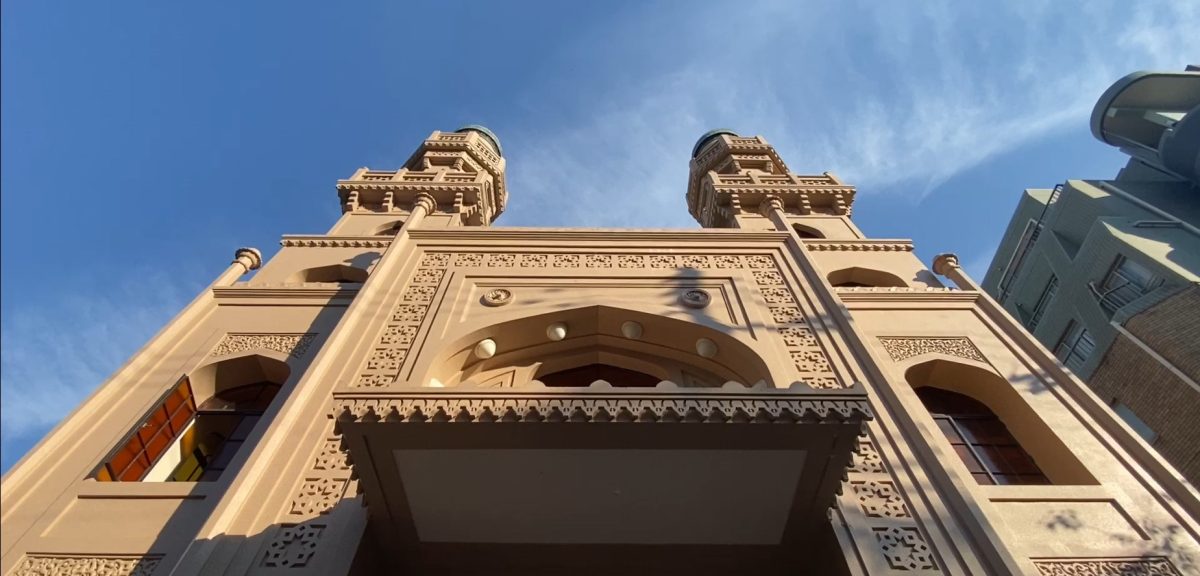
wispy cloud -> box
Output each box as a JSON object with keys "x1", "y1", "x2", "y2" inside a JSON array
[
  {"x1": 501, "y1": 0, "x2": 1200, "y2": 223},
  {"x1": 1, "y1": 270, "x2": 194, "y2": 471}
]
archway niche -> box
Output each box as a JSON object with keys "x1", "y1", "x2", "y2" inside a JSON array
[
  {"x1": 792, "y1": 223, "x2": 825, "y2": 239},
  {"x1": 373, "y1": 219, "x2": 405, "y2": 236},
  {"x1": 904, "y1": 358, "x2": 1095, "y2": 485},
  {"x1": 287, "y1": 264, "x2": 369, "y2": 284},
  {"x1": 150, "y1": 354, "x2": 290, "y2": 482},
  {"x1": 424, "y1": 306, "x2": 773, "y2": 389},
  {"x1": 827, "y1": 266, "x2": 907, "y2": 288}
]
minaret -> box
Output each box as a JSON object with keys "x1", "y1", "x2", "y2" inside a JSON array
[
  {"x1": 328, "y1": 125, "x2": 507, "y2": 235},
  {"x1": 686, "y1": 130, "x2": 861, "y2": 238}
]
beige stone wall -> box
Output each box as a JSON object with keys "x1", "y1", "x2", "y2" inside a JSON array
[{"x1": 3, "y1": 131, "x2": 1199, "y2": 576}]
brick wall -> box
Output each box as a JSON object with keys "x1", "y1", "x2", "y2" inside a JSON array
[{"x1": 1089, "y1": 285, "x2": 1200, "y2": 484}]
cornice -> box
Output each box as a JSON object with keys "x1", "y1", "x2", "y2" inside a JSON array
[
  {"x1": 805, "y1": 240, "x2": 913, "y2": 252},
  {"x1": 213, "y1": 285, "x2": 360, "y2": 301},
  {"x1": 335, "y1": 181, "x2": 482, "y2": 193},
  {"x1": 834, "y1": 287, "x2": 979, "y2": 303},
  {"x1": 406, "y1": 228, "x2": 791, "y2": 243},
  {"x1": 280, "y1": 236, "x2": 393, "y2": 248},
  {"x1": 331, "y1": 382, "x2": 871, "y2": 426}
]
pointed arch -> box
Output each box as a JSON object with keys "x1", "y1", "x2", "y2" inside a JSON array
[
  {"x1": 904, "y1": 358, "x2": 1095, "y2": 485},
  {"x1": 827, "y1": 266, "x2": 907, "y2": 288},
  {"x1": 422, "y1": 305, "x2": 773, "y2": 389}
]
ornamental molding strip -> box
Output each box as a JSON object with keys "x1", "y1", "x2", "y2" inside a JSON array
[
  {"x1": 804, "y1": 240, "x2": 913, "y2": 252},
  {"x1": 877, "y1": 337, "x2": 986, "y2": 363},
  {"x1": 210, "y1": 333, "x2": 318, "y2": 359},
  {"x1": 1033, "y1": 558, "x2": 1182, "y2": 576},
  {"x1": 332, "y1": 387, "x2": 871, "y2": 426},
  {"x1": 11, "y1": 555, "x2": 161, "y2": 576},
  {"x1": 280, "y1": 236, "x2": 392, "y2": 248}
]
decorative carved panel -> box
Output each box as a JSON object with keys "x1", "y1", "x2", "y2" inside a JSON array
[
  {"x1": 211, "y1": 333, "x2": 317, "y2": 359},
  {"x1": 874, "y1": 526, "x2": 937, "y2": 571},
  {"x1": 877, "y1": 337, "x2": 985, "y2": 363},
  {"x1": 11, "y1": 555, "x2": 160, "y2": 576},
  {"x1": 261, "y1": 524, "x2": 325, "y2": 568},
  {"x1": 353, "y1": 251, "x2": 843, "y2": 390},
  {"x1": 312, "y1": 438, "x2": 350, "y2": 471},
  {"x1": 851, "y1": 480, "x2": 909, "y2": 518},
  {"x1": 848, "y1": 436, "x2": 886, "y2": 474},
  {"x1": 1033, "y1": 559, "x2": 1182, "y2": 576},
  {"x1": 745, "y1": 256, "x2": 844, "y2": 389},
  {"x1": 288, "y1": 478, "x2": 348, "y2": 517}
]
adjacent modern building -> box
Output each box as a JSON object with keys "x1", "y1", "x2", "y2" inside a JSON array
[
  {"x1": 3, "y1": 125, "x2": 1199, "y2": 575},
  {"x1": 983, "y1": 69, "x2": 1200, "y2": 484}
]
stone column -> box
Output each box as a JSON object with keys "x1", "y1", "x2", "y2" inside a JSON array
[
  {"x1": 758, "y1": 195, "x2": 789, "y2": 232},
  {"x1": 214, "y1": 247, "x2": 263, "y2": 286},
  {"x1": 400, "y1": 193, "x2": 437, "y2": 231},
  {"x1": 932, "y1": 253, "x2": 979, "y2": 291}
]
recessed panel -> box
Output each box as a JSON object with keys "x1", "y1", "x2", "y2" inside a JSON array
[{"x1": 395, "y1": 449, "x2": 805, "y2": 545}]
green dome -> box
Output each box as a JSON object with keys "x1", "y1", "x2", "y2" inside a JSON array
[
  {"x1": 692, "y1": 129, "x2": 739, "y2": 158},
  {"x1": 455, "y1": 125, "x2": 503, "y2": 157}
]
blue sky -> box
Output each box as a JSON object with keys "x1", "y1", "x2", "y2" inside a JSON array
[{"x1": 2, "y1": 1, "x2": 1196, "y2": 472}]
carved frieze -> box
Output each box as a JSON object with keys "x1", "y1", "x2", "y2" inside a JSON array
[
  {"x1": 878, "y1": 337, "x2": 985, "y2": 363},
  {"x1": 332, "y1": 393, "x2": 871, "y2": 426},
  {"x1": 805, "y1": 241, "x2": 913, "y2": 252},
  {"x1": 261, "y1": 524, "x2": 325, "y2": 568},
  {"x1": 279, "y1": 237, "x2": 391, "y2": 248},
  {"x1": 211, "y1": 333, "x2": 317, "y2": 360},
  {"x1": 1034, "y1": 559, "x2": 1182, "y2": 576},
  {"x1": 11, "y1": 555, "x2": 160, "y2": 576}
]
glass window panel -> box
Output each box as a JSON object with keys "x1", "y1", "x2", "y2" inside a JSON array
[
  {"x1": 207, "y1": 439, "x2": 243, "y2": 471},
  {"x1": 118, "y1": 454, "x2": 150, "y2": 481},
  {"x1": 996, "y1": 447, "x2": 1040, "y2": 474},
  {"x1": 975, "y1": 445, "x2": 1012, "y2": 474},
  {"x1": 934, "y1": 418, "x2": 964, "y2": 444},
  {"x1": 972, "y1": 473, "x2": 995, "y2": 485},
  {"x1": 953, "y1": 445, "x2": 985, "y2": 473},
  {"x1": 229, "y1": 416, "x2": 260, "y2": 442},
  {"x1": 959, "y1": 419, "x2": 1015, "y2": 445}
]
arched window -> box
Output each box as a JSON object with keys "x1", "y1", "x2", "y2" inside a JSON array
[
  {"x1": 95, "y1": 355, "x2": 288, "y2": 482},
  {"x1": 792, "y1": 223, "x2": 825, "y2": 239},
  {"x1": 538, "y1": 364, "x2": 661, "y2": 387},
  {"x1": 827, "y1": 267, "x2": 907, "y2": 288},
  {"x1": 916, "y1": 387, "x2": 1048, "y2": 485},
  {"x1": 289, "y1": 264, "x2": 368, "y2": 284}
]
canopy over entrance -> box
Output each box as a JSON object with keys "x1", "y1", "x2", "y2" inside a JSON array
[{"x1": 336, "y1": 382, "x2": 869, "y2": 573}]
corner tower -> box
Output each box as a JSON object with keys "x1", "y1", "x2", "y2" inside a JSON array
[
  {"x1": 687, "y1": 130, "x2": 861, "y2": 239},
  {"x1": 329, "y1": 126, "x2": 507, "y2": 236}
]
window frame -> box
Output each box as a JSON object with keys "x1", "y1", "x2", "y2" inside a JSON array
[
  {"x1": 1026, "y1": 275, "x2": 1058, "y2": 331},
  {"x1": 1054, "y1": 320, "x2": 1095, "y2": 372}
]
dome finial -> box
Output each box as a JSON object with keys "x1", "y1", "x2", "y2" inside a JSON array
[
  {"x1": 455, "y1": 125, "x2": 503, "y2": 156},
  {"x1": 692, "y1": 129, "x2": 739, "y2": 158}
]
